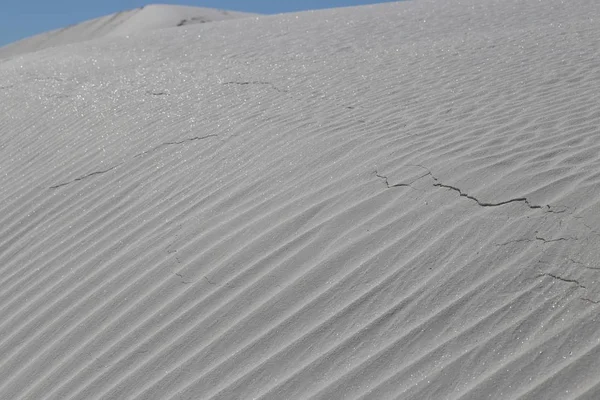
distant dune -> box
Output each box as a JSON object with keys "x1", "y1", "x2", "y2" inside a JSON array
[
  {"x1": 0, "y1": 4, "x2": 258, "y2": 59},
  {"x1": 1, "y1": 0, "x2": 600, "y2": 398}
]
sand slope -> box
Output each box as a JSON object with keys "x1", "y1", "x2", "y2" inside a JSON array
[
  {"x1": 1, "y1": 0, "x2": 600, "y2": 398},
  {"x1": 0, "y1": 4, "x2": 257, "y2": 59}
]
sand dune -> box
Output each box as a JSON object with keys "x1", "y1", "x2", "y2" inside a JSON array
[
  {"x1": 0, "y1": 4, "x2": 257, "y2": 59},
  {"x1": 1, "y1": 0, "x2": 600, "y2": 398}
]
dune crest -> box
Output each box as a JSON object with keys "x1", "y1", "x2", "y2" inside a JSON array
[{"x1": 0, "y1": 4, "x2": 257, "y2": 59}]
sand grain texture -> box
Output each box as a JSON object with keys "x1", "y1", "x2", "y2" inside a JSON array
[{"x1": 1, "y1": 0, "x2": 600, "y2": 399}]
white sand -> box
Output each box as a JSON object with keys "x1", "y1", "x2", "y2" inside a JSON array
[
  {"x1": 1, "y1": 0, "x2": 600, "y2": 398},
  {"x1": 0, "y1": 4, "x2": 257, "y2": 60}
]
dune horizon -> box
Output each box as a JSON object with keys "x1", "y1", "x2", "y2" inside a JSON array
[
  {"x1": 0, "y1": 4, "x2": 258, "y2": 60},
  {"x1": 1, "y1": 0, "x2": 600, "y2": 399}
]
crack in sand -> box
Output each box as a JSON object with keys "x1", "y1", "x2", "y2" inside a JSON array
[
  {"x1": 538, "y1": 272, "x2": 586, "y2": 289},
  {"x1": 374, "y1": 171, "x2": 428, "y2": 190},
  {"x1": 204, "y1": 276, "x2": 217, "y2": 285},
  {"x1": 223, "y1": 81, "x2": 287, "y2": 93},
  {"x1": 177, "y1": 16, "x2": 210, "y2": 26},
  {"x1": 534, "y1": 235, "x2": 577, "y2": 244},
  {"x1": 573, "y1": 217, "x2": 600, "y2": 236},
  {"x1": 50, "y1": 134, "x2": 217, "y2": 189},
  {"x1": 495, "y1": 238, "x2": 534, "y2": 246},
  {"x1": 569, "y1": 258, "x2": 600, "y2": 271},
  {"x1": 496, "y1": 235, "x2": 577, "y2": 246},
  {"x1": 581, "y1": 298, "x2": 600, "y2": 304},
  {"x1": 174, "y1": 273, "x2": 190, "y2": 284},
  {"x1": 133, "y1": 134, "x2": 217, "y2": 158},
  {"x1": 433, "y1": 182, "x2": 542, "y2": 209},
  {"x1": 380, "y1": 164, "x2": 553, "y2": 211},
  {"x1": 146, "y1": 90, "x2": 169, "y2": 96},
  {"x1": 49, "y1": 163, "x2": 124, "y2": 189}
]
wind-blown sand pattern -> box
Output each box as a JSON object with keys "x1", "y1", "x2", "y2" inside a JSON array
[{"x1": 1, "y1": 0, "x2": 600, "y2": 398}]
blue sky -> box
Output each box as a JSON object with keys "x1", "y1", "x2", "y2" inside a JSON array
[{"x1": 0, "y1": 0, "x2": 398, "y2": 47}]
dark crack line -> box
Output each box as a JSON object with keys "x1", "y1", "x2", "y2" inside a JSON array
[
  {"x1": 49, "y1": 135, "x2": 216, "y2": 190},
  {"x1": 569, "y1": 258, "x2": 600, "y2": 271},
  {"x1": 375, "y1": 164, "x2": 552, "y2": 211},
  {"x1": 403, "y1": 164, "x2": 546, "y2": 210},
  {"x1": 146, "y1": 90, "x2": 169, "y2": 96},
  {"x1": 49, "y1": 163, "x2": 123, "y2": 189},
  {"x1": 163, "y1": 134, "x2": 218, "y2": 146},
  {"x1": 570, "y1": 258, "x2": 585, "y2": 266},
  {"x1": 495, "y1": 238, "x2": 533, "y2": 246},
  {"x1": 538, "y1": 272, "x2": 586, "y2": 289},
  {"x1": 433, "y1": 182, "x2": 542, "y2": 209},
  {"x1": 374, "y1": 169, "x2": 431, "y2": 190},
  {"x1": 177, "y1": 16, "x2": 210, "y2": 26},
  {"x1": 573, "y1": 217, "x2": 600, "y2": 237},
  {"x1": 534, "y1": 235, "x2": 577, "y2": 244},
  {"x1": 581, "y1": 298, "x2": 600, "y2": 304},
  {"x1": 223, "y1": 81, "x2": 287, "y2": 93},
  {"x1": 133, "y1": 134, "x2": 217, "y2": 158},
  {"x1": 374, "y1": 172, "x2": 413, "y2": 189},
  {"x1": 496, "y1": 235, "x2": 577, "y2": 246},
  {"x1": 204, "y1": 276, "x2": 217, "y2": 285},
  {"x1": 378, "y1": 176, "x2": 411, "y2": 188},
  {"x1": 406, "y1": 164, "x2": 434, "y2": 175},
  {"x1": 174, "y1": 273, "x2": 190, "y2": 284},
  {"x1": 544, "y1": 206, "x2": 569, "y2": 214}
]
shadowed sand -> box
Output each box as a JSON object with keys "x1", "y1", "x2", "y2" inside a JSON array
[{"x1": 1, "y1": 0, "x2": 600, "y2": 399}]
